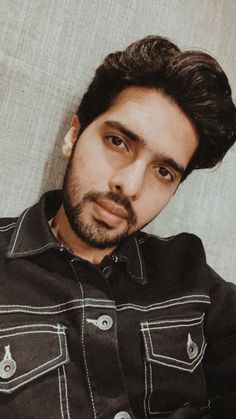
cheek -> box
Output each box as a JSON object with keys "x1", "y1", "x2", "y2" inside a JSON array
[
  {"x1": 136, "y1": 187, "x2": 174, "y2": 224},
  {"x1": 71, "y1": 149, "x2": 113, "y2": 190}
]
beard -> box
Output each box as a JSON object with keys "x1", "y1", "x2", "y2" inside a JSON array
[{"x1": 62, "y1": 157, "x2": 138, "y2": 250}]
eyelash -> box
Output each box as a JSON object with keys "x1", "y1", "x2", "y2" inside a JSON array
[
  {"x1": 106, "y1": 135, "x2": 128, "y2": 150},
  {"x1": 155, "y1": 166, "x2": 174, "y2": 182}
]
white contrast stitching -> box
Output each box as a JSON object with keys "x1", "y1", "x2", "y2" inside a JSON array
[
  {"x1": 142, "y1": 327, "x2": 150, "y2": 359},
  {"x1": 62, "y1": 365, "x2": 71, "y2": 419},
  {"x1": 138, "y1": 233, "x2": 175, "y2": 243},
  {"x1": 148, "y1": 361, "x2": 153, "y2": 414},
  {"x1": 0, "y1": 298, "x2": 113, "y2": 310},
  {"x1": 58, "y1": 368, "x2": 65, "y2": 419},
  {"x1": 116, "y1": 295, "x2": 210, "y2": 311},
  {"x1": 147, "y1": 327, "x2": 206, "y2": 369},
  {"x1": 0, "y1": 323, "x2": 65, "y2": 333},
  {"x1": 0, "y1": 306, "x2": 114, "y2": 315},
  {"x1": 134, "y1": 237, "x2": 143, "y2": 279},
  {"x1": 142, "y1": 316, "x2": 207, "y2": 415},
  {"x1": 0, "y1": 299, "x2": 115, "y2": 315},
  {"x1": 148, "y1": 362, "x2": 172, "y2": 416},
  {"x1": 0, "y1": 330, "x2": 65, "y2": 340},
  {"x1": 120, "y1": 294, "x2": 210, "y2": 307},
  {"x1": 9, "y1": 208, "x2": 30, "y2": 254},
  {"x1": 0, "y1": 223, "x2": 16, "y2": 232},
  {"x1": 0, "y1": 296, "x2": 210, "y2": 316},
  {"x1": 80, "y1": 282, "x2": 97, "y2": 418},
  {"x1": 67, "y1": 260, "x2": 97, "y2": 418},
  {"x1": 142, "y1": 316, "x2": 207, "y2": 373},
  {"x1": 0, "y1": 356, "x2": 68, "y2": 393},
  {"x1": 143, "y1": 360, "x2": 149, "y2": 419},
  {"x1": 143, "y1": 319, "x2": 203, "y2": 331},
  {"x1": 141, "y1": 318, "x2": 204, "y2": 332},
  {"x1": 0, "y1": 325, "x2": 69, "y2": 393},
  {"x1": 141, "y1": 313, "x2": 204, "y2": 328},
  {"x1": 12, "y1": 242, "x2": 56, "y2": 256},
  {"x1": 0, "y1": 330, "x2": 63, "y2": 386}
]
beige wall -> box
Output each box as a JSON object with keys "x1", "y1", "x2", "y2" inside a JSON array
[{"x1": 0, "y1": 0, "x2": 235, "y2": 282}]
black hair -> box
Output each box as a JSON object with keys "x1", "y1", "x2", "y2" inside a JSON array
[{"x1": 76, "y1": 35, "x2": 236, "y2": 180}]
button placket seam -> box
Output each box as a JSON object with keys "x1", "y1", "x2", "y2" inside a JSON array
[
  {"x1": 58, "y1": 367, "x2": 65, "y2": 419},
  {"x1": 143, "y1": 359, "x2": 149, "y2": 419},
  {"x1": 79, "y1": 281, "x2": 97, "y2": 419},
  {"x1": 67, "y1": 259, "x2": 97, "y2": 418},
  {"x1": 62, "y1": 364, "x2": 71, "y2": 419}
]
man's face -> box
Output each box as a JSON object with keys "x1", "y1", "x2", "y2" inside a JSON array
[{"x1": 63, "y1": 87, "x2": 198, "y2": 249}]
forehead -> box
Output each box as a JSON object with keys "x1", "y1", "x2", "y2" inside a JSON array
[{"x1": 94, "y1": 86, "x2": 199, "y2": 168}]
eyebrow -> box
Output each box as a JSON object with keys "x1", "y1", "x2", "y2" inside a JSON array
[{"x1": 103, "y1": 120, "x2": 186, "y2": 176}]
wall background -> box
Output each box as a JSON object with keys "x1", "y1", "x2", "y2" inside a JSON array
[{"x1": 0, "y1": 0, "x2": 235, "y2": 282}]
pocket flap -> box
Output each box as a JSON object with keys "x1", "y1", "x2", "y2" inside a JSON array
[
  {"x1": 0, "y1": 323, "x2": 69, "y2": 393},
  {"x1": 141, "y1": 314, "x2": 206, "y2": 372}
]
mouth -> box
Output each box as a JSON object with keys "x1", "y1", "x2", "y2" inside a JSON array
[{"x1": 93, "y1": 198, "x2": 128, "y2": 226}]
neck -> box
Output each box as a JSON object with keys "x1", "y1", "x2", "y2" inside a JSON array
[{"x1": 49, "y1": 205, "x2": 115, "y2": 265}]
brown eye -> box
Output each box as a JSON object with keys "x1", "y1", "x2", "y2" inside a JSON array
[
  {"x1": 155, "y1": 166, "x2": 173, "y2": 182},
  {"x1": 159, "y1": 167, "x2": 170, "y2": 177},
  {"x1": 107, "y1": 135, "x2": 127, "y2": 150}
]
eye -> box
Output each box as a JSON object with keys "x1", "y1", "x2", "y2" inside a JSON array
[
  {"x1": 155, "y1": 166, "x2": 174, "y2": 182},
  {"x1": 107, "y1": 135, "x2": 127, "y2": 150}
]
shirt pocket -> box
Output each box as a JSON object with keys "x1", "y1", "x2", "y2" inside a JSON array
[
  {"x1": 0, "y1": 323, "x2": 70, "y2": 418},
  {"x1": 140, "y1": 314, "x2": 209, "y2": 418}
]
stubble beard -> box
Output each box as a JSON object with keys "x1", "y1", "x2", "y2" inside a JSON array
[{"x1": 62, "y1": 159, "x2": 138, "y2": 250}]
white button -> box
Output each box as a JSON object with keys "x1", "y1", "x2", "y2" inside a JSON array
[
  {"x1": 187, "y1": 333, "x2": 198, "y2": 359},
  {"x1": 0, "y1": 345, "x2": 17, "y2": 379},
  {"x1": 114, "y1": 412, "x2": 131, "y2": 419},
  {"x1": 97, "y1": 315, "x2": 113, "y2": 330},
  {"x1": 0, "y1": 359, "x2": 16, "y2": 379}
]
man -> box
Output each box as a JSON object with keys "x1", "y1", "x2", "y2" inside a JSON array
[{"x1": 0, "y1": 36, "x2": 235, "y2": 419}]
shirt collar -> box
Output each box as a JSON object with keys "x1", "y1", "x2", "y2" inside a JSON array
[
  {"x1": 113, "y1": 235, "x2": 147, "y2": 285},
  {"x1": 6, "y1": 190, "x2": 62, "y2": 258},
  {"x1": 6, "y1": 190, "x2": 147, "y2": 285}
]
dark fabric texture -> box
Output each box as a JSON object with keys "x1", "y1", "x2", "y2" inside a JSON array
[{"x1": 0, "y1": 190, "x2": 235, "y2": 418}]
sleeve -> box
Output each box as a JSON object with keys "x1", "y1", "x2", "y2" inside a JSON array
[{"x1": 204, "y1": 267, "x2": 236, "y2": 419}]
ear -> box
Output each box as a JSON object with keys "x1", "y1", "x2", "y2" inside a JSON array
[{"x1": 62, "y1": 115, "x2": 81, "y2": 159}]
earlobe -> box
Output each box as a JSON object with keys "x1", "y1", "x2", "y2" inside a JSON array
[{"x1": 62, "y1": 115, "x2": 81, "y2": 159}]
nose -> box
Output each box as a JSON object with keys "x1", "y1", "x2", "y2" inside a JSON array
[{"x1": 109, "y1": 160, "x2": 146, "y2": 200}]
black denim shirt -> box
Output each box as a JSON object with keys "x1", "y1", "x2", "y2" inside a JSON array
[{"x1": 0, "y1": 190, "x2": 235, "y2": 419}]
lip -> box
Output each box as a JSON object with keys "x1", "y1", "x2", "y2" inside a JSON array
[{"x1": 93, "y1": 199, "x2": 128, "y2": 226}]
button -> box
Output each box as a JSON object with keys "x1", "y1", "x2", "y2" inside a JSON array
[
  {"x1": 0, "y1": 359, "x2": 16, "y2": 379},
  {"x1": 187, "y1": 333, "x2": 198, "y2": 359},
  {"x1": 97, "y1": 315, "x2": 113, "y2": 330},
  {"x1": 102, "y1": 265, "x2": 112, "y2": 279},
  {"x1": 114, "y1": 412, "x2": 131, "y2": 419},
  {"x1": 0, "y1": 345, "x2": 17, "y2": 379}
]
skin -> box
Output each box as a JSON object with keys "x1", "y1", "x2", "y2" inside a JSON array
[{"x1": 51, "y1": 87, "x2": 199, "y2": 264}]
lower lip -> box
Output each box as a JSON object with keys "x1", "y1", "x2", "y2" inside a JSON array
[{"x1": 93, "y1": 202, "x2": 126, "y2": 226}]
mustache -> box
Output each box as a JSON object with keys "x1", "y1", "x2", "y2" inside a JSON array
[{"x1": 82, "y1": 191, "x2": 137, "y2": 225}]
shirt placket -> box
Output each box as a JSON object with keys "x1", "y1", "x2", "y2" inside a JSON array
[{"x1": 72, "y1": 258, "x2": 134, "y2": 419}]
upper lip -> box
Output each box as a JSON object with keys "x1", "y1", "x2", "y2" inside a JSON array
[{"x1": 95, "y1": 198, "x2": 128, "y2": 219}]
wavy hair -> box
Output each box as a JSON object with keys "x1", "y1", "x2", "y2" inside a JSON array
[{"x1": 77, "y1": 35, "x2": 236, "y2": 181}]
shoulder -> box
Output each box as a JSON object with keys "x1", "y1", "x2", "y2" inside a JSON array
[
  {"x1": 0, "y1": 217, "x2": 18, "y2": 253},
  {"x1": 207, "y1": 265, "x2": 236, "y2": 309},
  {"x1": 136, "y1": 231, "x2": 209, "y2": 295},
  {"x1": 137, "y1": 230, "x2": 205, "y2": 264}
]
